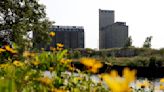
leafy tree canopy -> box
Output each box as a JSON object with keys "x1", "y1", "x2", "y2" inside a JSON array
[
  {"x1": 143, "y1": 36, "x2": 153, "y2": 48},
  {"x1": 0, "y1": 0, "x2": 53, "y2": 52},
  {"x1": 124, "y1": 36, "x2": 132, "y2": 47}
]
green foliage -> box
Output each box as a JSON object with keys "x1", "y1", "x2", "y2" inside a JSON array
[
  {"x1": 57, "y1": 49, "x2": 68, "y2": 61},
  {"x1": 0, "y1": 0, "x2": 53, "y2": 52},
  {"x1": 0, "y1": 45, "x2": 19, "y2": 63},
  {"x1": 31, "y1": 50, "x2": 68, "y2": 72},
  {"x1": 0, "y1": 79, "x2": 15, "y2": 92},
  {"x1": 126, "y1": 57, "x2": 149, "y2": 67},
  {"x1": 124, "y1": 36, "x2": 132, "y2": 47},
  {"x1": 104, "y1": 55, "x2": 164, "y2": 67},
  {"x1": 148, "y1": 56, "x2": 163, "y2": 67},
  {"x1": 65, "y1": 47, "x2": 164, "y2": 67},
  {"x1": 158, "y1": 48, "x2": 164, "y2": 56},
  {"x1": 0, "y1": 48, "x2": 108, "y2": 92},
  {"x1": 72, "y1": 50, "x2": 81, "y2": 59},
  {"x1": 143, "y1": 36, "x2": 153, "y2": 48}
]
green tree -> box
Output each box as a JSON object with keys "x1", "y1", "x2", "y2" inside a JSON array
[
  {"x1": 0, "y1": 0, "x2": 53, "y2": 52},
  {"x1": 143, "y1": 36, "x2": 153, "y2": 48},
  {"x1": 124, "y1": 36, "x2": 132, "y2": 47}
]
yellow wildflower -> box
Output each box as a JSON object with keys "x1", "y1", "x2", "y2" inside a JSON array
[
  {"x1": 32, "y1": 61, "x2": 40, "y2": 66},
  {"x1": 123, "y1": 67, "x2": 136, "y2": 82},
  {"x1": 60, "y1": 58, "x2": 72, "y2": 64},
  {"x1": 93, "y1": 61, "x2": 103, "y2": 69},
  {"x1": 160, "y1": 85, "x2": 164, "y2": 90},
  {"x1": 80, "y1": 58, "x2": 96, "y2": 67},
  {"x1": 5, "y1": 45, "x2": 12, "y2": 51},
  {"x1": 23, "y1": 51, "x2": 35, "y2": 57},
  {"x1": 57, "y1": 43, "x2": 64, "y2": 48},
  {"x1": 60, "y1": 59, "x2": 65, "y2": 63},
  {"x1": 67, "y1": 65, "x2": 76, "y2": 71},
  {"x1": 49, "y1": 31, "x2": 55, "y2": 37},
  {"x1": 101, "y1": 68, "x2": 136, "y2": 92},
  {"x1": 13, "y1": 60, "x2": 24, "y2": 67},
  {"x1": 80, "y1": 58, "x2": 103, "y2": 73},
  {"x1": 101, "y1": 73, "x2": 130, "y2": 92},
  {"x1": 5, "y1": 45, "x2": 17, "y2": 53},
  {"x1": 0, "y1": 48, "x2": 6, "y2": 53},
  {"x1": 109, "y1": 70, "x2": 119, "y2": 77},
  {"x1": 90, "y1": 67, "x2": 99, "y2": 73},
  {"x1": 56, "y1": 47, "x2": 63, "y2": 51},
  {"x1": 50, "y1": 46, "x2": 56, "y2": 51},
  {"x1": 160, "y1": 78, "x2": 164, "y2": 83},
  {"x1": 51, "y1": 88, "x2": 66, "y2": 92},
  {"x1": 37, "y1": 77, "x2": 53, "y2": 86},
  {"x1": 160, "y1": 78, "x2": 164, "y2": 90}
]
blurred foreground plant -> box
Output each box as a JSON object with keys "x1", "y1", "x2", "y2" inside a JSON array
[
  {"x1": 101, "y1": 68, "x2": 136, "y2": 92},
  {"x1": 80, "y1": 57, "x2": 103, "y2": 73}
]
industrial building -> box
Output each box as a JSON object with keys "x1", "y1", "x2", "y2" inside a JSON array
[
  {"x1": 49, "y1": 25, "x2": 84, "y2": 49},
  {"x1": 34, "y1": 25, "x2": 84, "y2": 49},
  {"x1": 99, "y1": 9, "x2": 128, "y2": 49}
]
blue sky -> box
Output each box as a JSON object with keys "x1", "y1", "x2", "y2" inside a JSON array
[{"x1": 40, "y1": 0, "x2": 164, "y2": 49}]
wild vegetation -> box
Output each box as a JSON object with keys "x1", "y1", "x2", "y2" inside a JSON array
[
  {"x1": 1, "y1": 0, "x2": 164, "y2": 92},
  {"x1": 68, "y1": 47, "x2": 164, "y2": 67},
  {"x1": 1, "y1": 32, "x2": 164, "y2": 91}
]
